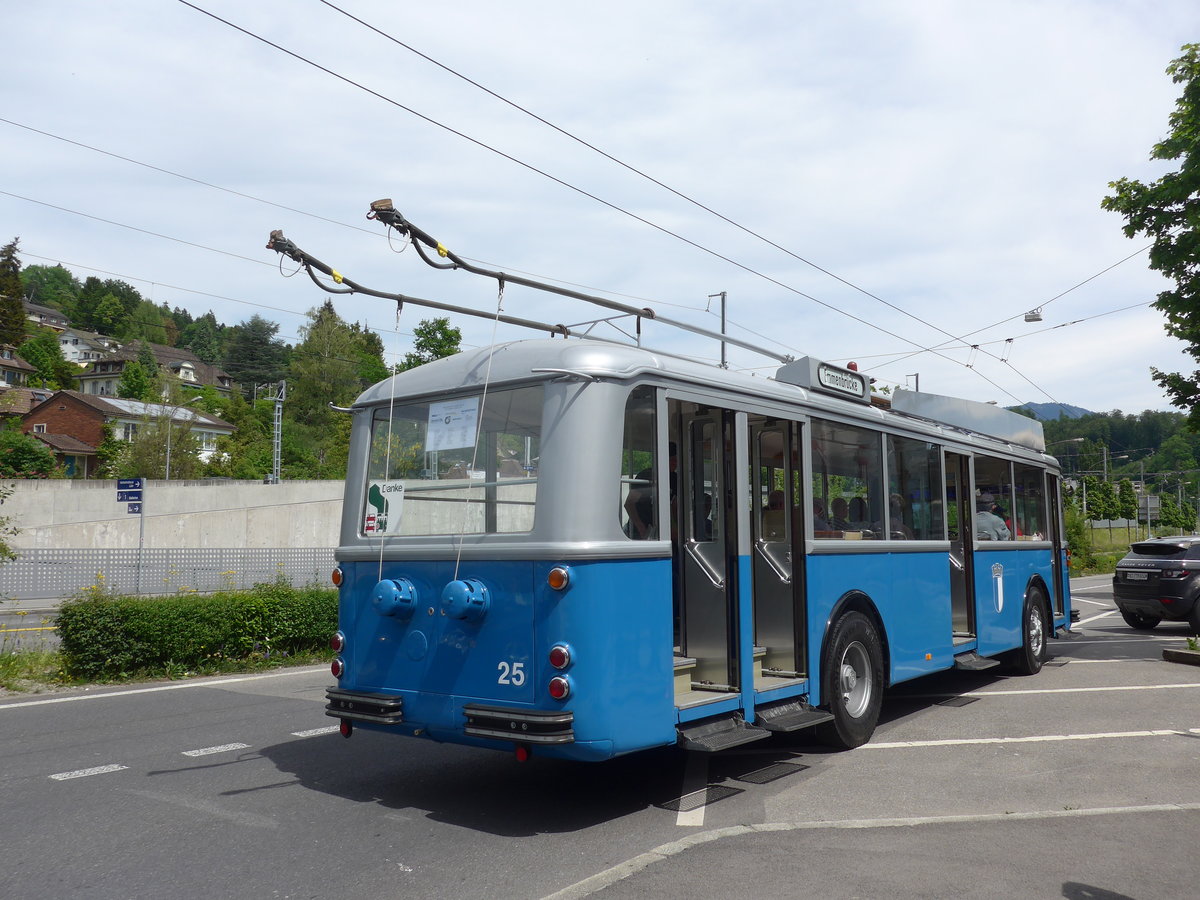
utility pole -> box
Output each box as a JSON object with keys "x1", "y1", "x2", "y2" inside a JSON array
[{"x1": 256, "y1": 381, "x2": 286, "y2": 483}]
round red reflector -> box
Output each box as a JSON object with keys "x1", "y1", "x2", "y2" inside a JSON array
[
  {"x1": 515, "y1": 745, "x2": 530, "y2": 762},
  {"x1": 548, "y1": 676, "x2": 571, "y2": 701},
  {"x1": 339, "y1": 719, "x2": 353, "y2": 738},
  {"x1": 331, "y1": 657, "x2": 345, "y2": 678},
  {"x1": 548, "y1": 645, "x2": 571, "y2": 669},
  {"x1": 331, "y1": 567, "x2": 344, "y2": 587},
  {"x1": 330, "y1": 631, "x2": 346, "y2": 653},
  {"x1": 547, "y1": 566, "x2": 570, "y2": 591}
]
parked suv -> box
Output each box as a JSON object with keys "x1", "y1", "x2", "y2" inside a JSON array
[{"x1": 1112, "y1": 536, "x2": 1200, "y2": 630}]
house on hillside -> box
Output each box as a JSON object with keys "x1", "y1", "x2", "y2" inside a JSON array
[
  {"x1": 77, "y1": 341, "x2": 234, "y2": 398},
  {"x1": 1, "y1": 345, "x2": 37, "y2": 389},
  {"x1": 56, "y1": 328, "x2": 122, "y2": 367},
  {"x1": 20, "y1": 390, "x2": 235, "y2": 479},
  {"x1": 22, "y1": 301, "x2": 69, "y2": 332},
  {"x1": 0, "y1": 386, "x2": 55, "y2": 420}
]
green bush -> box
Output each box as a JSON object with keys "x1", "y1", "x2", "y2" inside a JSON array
[{"x1": 56, "y1": 582, "x2": 337, "y2": 680}]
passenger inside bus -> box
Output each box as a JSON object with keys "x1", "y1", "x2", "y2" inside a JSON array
[
  {"x1": 624, "y1": 442, "x2": 677, "y2": 540},
  {"x1": 829, "y1": 497, "x2": 852, "y2": 530},
  {"x1": 974, "y1": 493, "x2": 1011, "y2": 540}
]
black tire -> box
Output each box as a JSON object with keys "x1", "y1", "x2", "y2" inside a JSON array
[
  {"x1": 1120, "y1": 609, "x2": 1161, "y2": 631},
  {"x1": 815, "y1": 611, "x2": 884, "y2": 750},
  {"x1": 1010, "y1": 590, "x2": 1049, "y2": 675}
]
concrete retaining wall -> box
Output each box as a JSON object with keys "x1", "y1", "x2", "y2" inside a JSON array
[{"x1": 3, "y1": 479, "x2": 344, "y2": 550}]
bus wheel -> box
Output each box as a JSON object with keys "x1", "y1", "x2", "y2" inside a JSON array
[
  {"x1": 815, "y1": 611, "x2": 884, "y2": 750},
  {"x1": 1010, "y1": 590, "x2": 1049, "y2": 675}
]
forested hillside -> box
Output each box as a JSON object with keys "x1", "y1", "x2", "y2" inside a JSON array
[{"x1": 5, "y1": 245, "x2": 459, "y2": 481}]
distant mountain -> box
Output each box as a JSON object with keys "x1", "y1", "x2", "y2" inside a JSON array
[{"x1": 1009, "y1": 402, "x2": 1093, "y2": 421}]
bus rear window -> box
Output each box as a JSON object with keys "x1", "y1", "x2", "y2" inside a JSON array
[{"x1": 362, "y1": 385, "x2": 543, "y2": 536}]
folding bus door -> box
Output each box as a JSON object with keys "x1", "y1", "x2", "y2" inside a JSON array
[
  {"x1": 945, "y1": 451, "x2": 976, "y2": 644},
  {"x1": 1048, "y1": 474, "x2": 1067, "y2": 619},
  {"x1": 671, "y1": 401, "x2": 740, "y2": 702},
  {"x1": 749, "y1": 417, "x2": 806, "y2": 687}
]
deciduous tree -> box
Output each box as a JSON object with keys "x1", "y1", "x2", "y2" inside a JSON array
[{"x1": 1103, "y1": 44, "x2": 1200, "y2": 426}]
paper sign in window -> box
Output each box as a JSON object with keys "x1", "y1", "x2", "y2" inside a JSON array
[
  {"x1": 364, "y1": 481, "x2": 405, "y2": 534},
  {"x1": 425, "y1": 398, "x2": 479, "y2": 451}
]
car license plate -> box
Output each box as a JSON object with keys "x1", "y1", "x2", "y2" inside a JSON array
[{"x1": 1125, "y1": 571, "x2": 1149, "y2": 581}]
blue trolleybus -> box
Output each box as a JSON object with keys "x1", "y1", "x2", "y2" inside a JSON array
[{"x1": 324, "y1": 339, "x2": 1073, "y2": 760}]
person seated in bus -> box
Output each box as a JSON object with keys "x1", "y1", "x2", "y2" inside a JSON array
[
  {"x1": 974, "y1": 493, "x2": 1011, "y2": 540},
  {"x1": 624, "y1": 443, "x2": 677, "y2": 540},
  {"x1": 992, "y1": 501, "x2": 1023, "y2": 538},
  {"x1": 813, "y1": 498, "x2": 832, "y2": 532},
  {"x1": 848, "y1": 496, "x2": 868, "y2": 525},
  {"x1": 829, "y1": 497, "x2": 853, "y2": 531}
]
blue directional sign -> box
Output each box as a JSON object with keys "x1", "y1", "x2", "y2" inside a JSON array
[
  {"x1": 117, "y1": 477, "x2": 144, "y2": 491},
  {"x1": 127, "y1": 503, "x2": 142, "y2": 514},
  {"x1": 117, "y1": 490, "x2": 143, "y2": 502}
]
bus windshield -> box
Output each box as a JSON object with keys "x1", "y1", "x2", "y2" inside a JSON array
[{"x1": 362, "y1": 385, "x2": 543, "y2": 536}]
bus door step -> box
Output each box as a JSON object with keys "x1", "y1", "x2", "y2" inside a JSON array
[
  {"x1": 678, "y1": 715, "x2": 771, "y2": 753},
  {"x1": 953, "y1": 650, "x2": 999, "y2": 671},
  {"x1": 755, "y1": 700, "x2": 834, "y2": 733}
]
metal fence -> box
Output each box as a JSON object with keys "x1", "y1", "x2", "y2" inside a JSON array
[{"x1": 1, "y1": 548, "x2": 337, "y2": 602}]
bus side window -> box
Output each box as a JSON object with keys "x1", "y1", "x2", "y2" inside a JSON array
[{"x1": 620, "y1": 386, "x2": 658, "y2": 540}]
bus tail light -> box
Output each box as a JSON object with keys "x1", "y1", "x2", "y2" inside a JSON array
[
  {"x1": 548, "y1": 676, "x2": 571, "y2": 701},
  {"x1": 330, "y1": 631, "x2": 346, "y2": 653},
  {"x1": 331, "y1": 657, "x2": 345, "y2": 678},
  {"x1": 548, "y1": 644, "x2": 571, "y2": 669}
]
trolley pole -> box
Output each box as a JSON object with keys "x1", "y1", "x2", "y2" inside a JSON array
[{"x1": 709, "y1": 292, "x2": 728, "y2": 369}]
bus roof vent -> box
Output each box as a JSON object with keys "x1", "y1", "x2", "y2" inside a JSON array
[{"x1": 890, "y1": 389, "x2": 1045, "y2": 452}]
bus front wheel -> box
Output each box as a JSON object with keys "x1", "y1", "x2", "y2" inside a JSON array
[{"x1": 815, "y1": 611, "x2": 884, "y2": 750}]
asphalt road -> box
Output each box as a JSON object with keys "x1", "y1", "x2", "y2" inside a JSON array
[{"x1": 2, "y1": 575, "x2": 1198, "y2": 899}]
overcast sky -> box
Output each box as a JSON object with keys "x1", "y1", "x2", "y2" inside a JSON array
[{"x1": 4, "y1": 1, "x2": 1198, "y2": 414}]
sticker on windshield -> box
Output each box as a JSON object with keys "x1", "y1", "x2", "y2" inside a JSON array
[
  {"x1": 364, "y1": 481, "x2": 405, "y2": 534},
  {"x1": 426, "y1": 397, "x2": 479, "y2": 451}
]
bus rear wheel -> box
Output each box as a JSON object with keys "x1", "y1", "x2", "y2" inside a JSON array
[
  {"x1": 1009, "y1": 590, "x2": 1049, "y2": 675},
  {"x1": 815, "y1": 611, "x2": 884, "y2": 750}
]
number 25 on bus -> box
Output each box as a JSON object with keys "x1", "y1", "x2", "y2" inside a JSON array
[{"x1": 324, "y1": 342, "x2": 1072, "y2": 761}]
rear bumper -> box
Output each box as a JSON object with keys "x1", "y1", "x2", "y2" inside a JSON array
[{"x1": 1113, "y1": 589, "x2": 1199, "y2": 621}]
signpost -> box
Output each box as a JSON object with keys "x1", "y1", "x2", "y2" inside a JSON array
[{"x1": 117, "y1": 477, "x2": 146, "y2": 593}]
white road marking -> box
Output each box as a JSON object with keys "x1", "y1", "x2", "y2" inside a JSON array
[
  {"x1": 182, "y1": 742, "x2": 250, "y2": 757},
  {"x1": 542, "y1": 803, "x2": 1200, "y2": 900},
  {"x1": 1077, "y1": 610, "x2": 1120, "y2": 625},
  {"x1": 291, "y1": 725, "x2": 339, "y2": 737},
  {"x1": 1071, "y1": 596, "x2": 1111, "y2": 607},
  {"x1": 675, "y1": 752, "x2": 710, "y2": 828},
  {"x1": 863, "y1": 727, "x2": 1193, "y2": 750},
  {"x1": 908, "y1": 682, "x2": 1200, "y2": 699},
  {"x1": 0, "y1": 665, "x2": 327, "y2": 711},
  {"x1": 49, "y1": 764, "x2": 128, "y2": 781}
]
